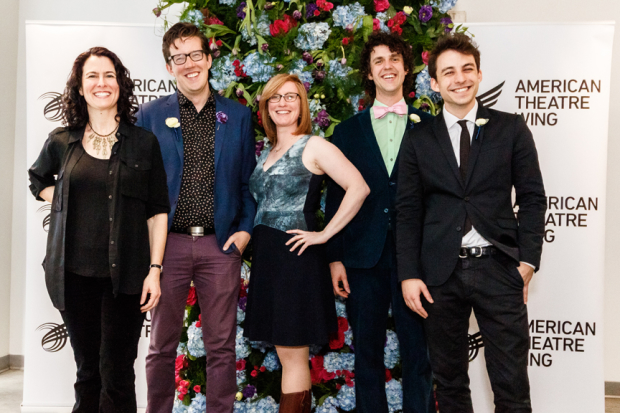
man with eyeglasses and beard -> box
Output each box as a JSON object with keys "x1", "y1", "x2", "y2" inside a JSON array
[{"x1": 136, "y1": 22, "x2": 256, "y2": 413}]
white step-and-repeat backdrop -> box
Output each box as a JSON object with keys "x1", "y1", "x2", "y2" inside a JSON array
[{"x1": 24, "y1": 21, "x2": 613, "y2": 412}]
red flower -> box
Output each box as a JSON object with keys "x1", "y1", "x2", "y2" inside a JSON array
[
  {"x1": 186, "y1": 286, "x2": 197, "y2": 306},
  {"x1": 329, "y1": 331, "x2": 345, "y2": 349},
  {"x1": 313, "y1": 9, "x2": 320, "y2": 16},
  {"x1": 193, "y1": 385, "x2": 201, "y2": 392},
  {"x1": 374, "y1": 0, "x2": 390, "y2": 12},
  {"x1": 269, "y1": 14, "x2": 298, "y2": 36},
  {"x1": 238, "y1": 97, "x2": 248, "y2": 106},
  {"x1": 337, "y1": 317, "x2": 348, "y2": 333},
  {"x1": 317, "y1": 0, "x2": 333, "y2": 11},
  {"x1": 196, "y1": 314, "x2": 202, "y2": 328},
  {"x1": 251, "y1": 370, "x2": 258, "y2": 377},
  {"x1": 205, "y1": 16, "x2": 224, "y2": 25},
  {"x1": 175, "y1": 355, "x2": 188, "y2": 374},
  {"x1": 239, "y1": 279, "x2": 248, "y2": 297},
  {"x1": 385, "y1": 369, "x2": 392, "y2": 382},
  {"x1": 408, "y1": 91, "x2": 416, "y2": 98},
  {"x1": 178, "y1": 393, "x2": 185, "y2": 400},
  {"x1": 373, "y1": 19, "x2": 381, "y2": 31},
  {"x1": 421, "y1": 51, "x2": 429, "y2": 66},
  {"x1": 391, "y1": 24, "x2": 402, "y2": 35},
  {"x1": 233, "y1": 59, "x2": 241, "y2": 67},
  {"x1": 394, "y1": 11, "x2": 407, "y2": 25},
  {"x1": 260, "y1": 366, "x2": 266, "y2": 372},
  {"x1": 236, "y1": 359, "x2": 246, "y2": 371},
  {"x1": 336, "y1": 383, "x2": 342, "y2": 390},
  {"x1": 342, "y1": 37, "x2": 349, "y2": 46},
  {"x1": 257, "y1": 110, "x2": 264, "y2": 128}
]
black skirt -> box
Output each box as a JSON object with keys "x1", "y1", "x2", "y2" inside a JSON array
[{"x1": 244, "y1": 225, "x2": 338, "y2": 346}]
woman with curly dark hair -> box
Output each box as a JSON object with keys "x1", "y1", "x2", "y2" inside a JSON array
[{"x1": 28, "y1": 47, "x2": 170, "y2": 413}]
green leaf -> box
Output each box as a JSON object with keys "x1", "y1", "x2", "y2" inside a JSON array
[
  {"x1": 412, "y1": 17, "x2": 423, "y2": 35},
  {"x1": 413, "y1": 63, "x2": 426, "y2": 74},
  {"x1": 362, "y1": 15, "x2": 374, "y2": 41},
  {"x1": 324, "y1": 122, "x2": 337, "y2": 137}
]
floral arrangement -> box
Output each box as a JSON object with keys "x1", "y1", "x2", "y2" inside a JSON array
[{"x1": 152, "y1": 0, "x2": 468, "y2": 411}]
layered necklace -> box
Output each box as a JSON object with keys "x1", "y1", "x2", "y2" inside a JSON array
[{"x1": 87, "y1": 121, "x2": 119, "y2": 157}]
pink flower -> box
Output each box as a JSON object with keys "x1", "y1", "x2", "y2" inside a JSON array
[
  {"x1": 186, "y1": 286, "x2": 197, "y2": 306},
  {"x1": 374, "y1": 0, "x2": 390, "y2": 12},
  {"x1": 422, "y1": 51, "x2": 429, "y2": 66},
  {"x1": 193, "y1": 385, "x2": 201, "y2": 392},
  {"x1": 251, "y1": 370, "x2": 258, "y2": 377},
  {"x1": 236, "y1": 359, "x2": 246, "y2": 371},
  {"x1": 373, "y1": 19, "x2": 381, "y2": 31}
]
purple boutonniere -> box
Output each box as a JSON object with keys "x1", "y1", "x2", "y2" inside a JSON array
[{"x1": 216, "y1": 111, "x2": 228, "y2": 124}]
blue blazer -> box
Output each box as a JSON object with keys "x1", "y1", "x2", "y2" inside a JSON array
[
  {"x1": 325, "y1": 105, "x2": 432, "y2": 268},
  {"x1": 136, "y1": 92, "x2": 257, "y2": 252}
]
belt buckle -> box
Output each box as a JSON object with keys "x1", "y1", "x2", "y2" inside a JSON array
[
  {"x1": 472, "y1": 247, "x2": 483, "y2": 258},
  {"x1": 459, "y1": 248, "x2": 468, "y2": 259},
  {"x1": 188, "y1": 226, "x2": 204, "y2": 237}
]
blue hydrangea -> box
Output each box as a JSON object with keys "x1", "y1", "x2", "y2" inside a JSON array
[
  {"x1": 337, "y1": 384, "x2": 356, "y2": 411},
  {"x1": 309, "y1": 99, "x2": 326, "y2": 118},
  {"x1": 243, "y1": 52, "x2": 276, "y2": 83},
  {"x1": 236, "y1": 369, "x2": 247, "y2": 386},
  {"x1": 237, "y1": 307, "x2": 245, "y2": 324},
  {"x1": 324, "y1": 352, "x2": 355, "y2": 373},
  {"x1": 385, "y1": 379, "x2": 403, "y2": 412},
  {"x1": 241, "y1": 14, "x2": 271, "y2": 46},
  {"x1": 234, "y1": 401, "x2": 248, "y2": 413},
  {"x1": 210, "y1": 55, "x2": 240, "y2": 91},
  {"x1": 176, "y1": 341, "x2": 187, "y2": 356},
  {"x1": 262, "y1": 350, "x2": 281, "y2": 372},
  {"x1": 294, "y1": 23, "x2": 332, "y2": 51},
  {"x1": 173, "y1": 398, "x2": 189, "y2": 413},
  {"x1": 335, "y1": 299, "x2": 348, "y2": 317},
  {"x1": 384, "y1": 330, "x2": 400, "y2": 369},
  {"x1": 187, "y1": 321, "x2": 206, "y2": 358},
  {"x1": 328, "y1": 59, "x2": 352, "y2": 81},
  {"x1": 219, "y1": 0, "x2": 236, "y2": 6},
  {"x1": 250, "y1": 340, "x2": 272, "y2": 352},
  {"x1": 315, "y1": 396, "x2": 339, "y2": 413},
  {"x1": 241, "y1": 262, "x2": 250, "y2": 281},
  {"x1": 245, "y1": 396, "x2": 279, "y2": 413},
  {"x1": 332, "y1": 3, "x2": 366, "y2": 30},
  {"x1": 375, "y1": 12, "x2": 391, "y2": 33},
  {"x1": 415, "y1": 67, "x2": 442, "y2": 103},
  {"x1": 350, "y1": 94, "x2": 365, "y2": 114},
  {"x1": 344, "y1": 327, "x2": 353, "y2": 346},
  {"x1": 236, "y1": 326, "x2": 251, "y2": 360},
  {"x1": 180, "y1": 9, "x2": 204, "y2": 28},
  {"x1": 432, "y1": 0, "x2": 458, "y2": 14},
  {"x1": 188, "y1": 393, "x2": 207, "y2": 413},
  {"x1": 288, "y1": 59, "x2": 314, "y2": 85}
]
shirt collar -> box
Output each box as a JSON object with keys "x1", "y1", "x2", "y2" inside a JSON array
[
  {"x1": 373, "y1": 97, "x2": 405, "y2": 108},
  {"x1": 177, "y1": 89, "x2": 215, "y2": 109},
  {"x1": 443, "y1": 100, "x2": 479, "y2": 130}
]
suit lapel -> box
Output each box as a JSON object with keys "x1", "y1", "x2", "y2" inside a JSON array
[
  {"x1": 432, "y1": 112, "x2": 462, "y2": 187},
  {"x1": 358, "y1": 108, "x2": 389, "y2": 177},
  {"x1": 165, "y1": 93, "x2": 184, "y2": 165},
  {"x1": 465, "y1": 104, "x2": 490, "y2": 187},
  {"x1": 391, "y1": 105, "x2": 416, "y2": 178},
  {"x1": 214, "y1": 93, "x2": 228, "y2": 171}
]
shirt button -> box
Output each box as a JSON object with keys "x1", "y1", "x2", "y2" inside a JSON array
[
  {"x1": 390, "y1": 139, "x2": 393, "y2": 142},
  {"x1": 116, "y1": 132, "x2": 120, "y2": 137},
  {"x1": 112, "y1": 264, "x2": 116, "y2": 268},
  {"x1": 109, "y1": 217, "x2": 113, "y2": 222},
  {"x1": 390, "y1": 158, "x2": 393, "y2": 161},
  {"x1": 109, "y1": 170, "x2": 113, "y2": 175},
  {"x1": 110, "y1": 241, "x2": 115, "y2": 245},
  {"x1": 135, "y1": 164, "x2": 139, "y2": 168},
  {"x1": 384, "y1": 208, "x2": 389, "y2": 213},
  {"x1": 456, "y1": 226, "x2": 462, "y2": 231},
  {"x1": 465, "y1": 197, "x2": 470, "y2": 202},
  {"x1": 389, "y1": 120, "x2": 392, "y2": 124},
  {"x1": 108, "y1": 195, "x2": 112, "y2": 199}
]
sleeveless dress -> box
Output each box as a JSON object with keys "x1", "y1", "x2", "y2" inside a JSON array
[{"x1": 244, "y1": 135, "x2": 338, "y2": 346}]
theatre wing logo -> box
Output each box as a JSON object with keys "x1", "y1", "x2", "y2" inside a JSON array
[
  {"x1": 478, "y1": 81, "x2": 505, "y2": 108},
  {"x1": 36, "y1": 322, "x2": 69, "y2": 352},
  {"x1": 39, "y1": 92, "x2": 63, "y2": 122},
  {"x1": 468, "y1": 331, "x2": 484, "y2": 361}
]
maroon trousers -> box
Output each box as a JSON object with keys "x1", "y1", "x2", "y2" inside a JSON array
[{"x1": 145, "y1": 233, "x2": 241, "y2": 413}]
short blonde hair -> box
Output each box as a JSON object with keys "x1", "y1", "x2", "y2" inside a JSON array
[{"x1": 259, "y1": 74, "x2": 312, "y2": 147}]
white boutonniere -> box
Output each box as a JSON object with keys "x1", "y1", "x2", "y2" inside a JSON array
[
  {"x1": 474, "y1": 118, "x2": 489, "y2": 139},
  {"x1": 165, "y1": 117, "x2": 180, "y2": 128},
  {"x1": 409, "y1": 114, "x2": 421, "y2": 123}
]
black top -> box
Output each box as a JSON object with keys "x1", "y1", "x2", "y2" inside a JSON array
[
  {"x1": 28, "y1": 122, "x2": 170, "y2": 310},
  {"x1": 171, "y1": 91, "x2": 216, "y2": 231},
  {"x1": 65, "y1": 142, "x2": 111, "y2": 277}
]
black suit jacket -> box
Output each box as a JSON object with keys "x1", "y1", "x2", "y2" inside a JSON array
[
  {"x1": 325, "y1": 105, "x2": 432, "y2": 268},
  {"x1": 395, "y1": 105, "x2": 546, "y2": 285}
]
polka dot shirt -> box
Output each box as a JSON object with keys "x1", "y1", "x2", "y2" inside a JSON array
[{"x1": 171, "y1": 91, "x2": 216, "y2": 231}]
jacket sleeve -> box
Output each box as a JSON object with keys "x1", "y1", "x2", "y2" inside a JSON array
[
  {"x1": 145, "y1": 133, "x2": 171, "y2": 219},
  {"x1": 28, "y1": 131, "x2": 61, "y2": 201},
  {"x1": 324, "y1": 124, "x2": 346, "y2": 263},
  {"x1": 236, "y1": 107, "x2": 258, "y2": 236},
  {"x1": 395, "y1": 129, "x2": 425, "y2": 281},
  {"x1": 511, "y1": 115, "x2": 547, "y2": 269}
]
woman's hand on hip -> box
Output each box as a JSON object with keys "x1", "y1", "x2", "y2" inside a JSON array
[
  {"x1": 140, "y1": 268, "x2": 161, "y2": 313},
  {"x1": 285, "y1": 229, "x2": 328, "y2": 255}
]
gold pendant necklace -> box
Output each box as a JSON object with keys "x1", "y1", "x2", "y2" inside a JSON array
[{"x1": 87, "y1": 121, "x2": 119, "y2": 157}]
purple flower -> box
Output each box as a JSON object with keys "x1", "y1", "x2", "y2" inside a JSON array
[
  {"x1": 238, "y1": 296, "x2": 248, "y2": 311},
  {"x1": 236, "y1": 2, "x2": 247, "y2": 19},
  {"x1": 440, "y1": 17, "x2": 453, "y2": 32},
  {"x1": 313, "y1": 70, "x2": 326, "y2": 82},
  {"x1": 216, "y1": 111, "x2": 228, "y2": 124},
  {"x1": 420, "y1": 102, "x2": 430, "y2": 111},
  {"x1": 302, "y1": 51, "x2": 314, "y2": 65},
  {"x1": 236, "y1": 88, "x2": 244, "y2": 97},
  {"x1": 242, "y1": 385, "x2": 257, "y2": 399},
  {"x1": 419, "y1": 5, "x2": 433, "y2": 23},
  {"x1": 293, "y1": 10, "x2": 302, "y2": 20},
  {"x1": 212, "y1": 50, "x2": 221, "y2": 58},
  {"x1": 306, "y1": 3, "x2": 318, "y2": 18},
  {"x1": 261, "y1": 43, "x2": 269, "y2": 52},
  {"x1": 152, "y1": 7, "x2": 161, "y2": 17},
  {"x1": 314, "y1": 110, "x2": 330, "y2": 128},
  {"x1": 264, "y1": 1, "x2": 275, "y2": 10},
  {"x1": 303, "y1": 82, "x2": 311, "y2": 92}
]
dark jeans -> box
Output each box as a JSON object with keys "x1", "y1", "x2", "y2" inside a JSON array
[
  {"x1": 60, "y1": 272, "x2": 145, "y2": 413},
  {"x1": 346, "y1": 234, "x2": 434, "y2": 413},
  {"x1": 424, "y1": 253, "x2": 531, "y2": 413}
]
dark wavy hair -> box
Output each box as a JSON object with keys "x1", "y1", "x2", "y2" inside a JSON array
[
  {"x1": 62, "y1": 47, "x2": 137, "y2": 128},
  {"x1": 359, "y1": 32, "x2": 415, "y2": 104},
  {"x1": 428, "y1": 33, "x2": 481, "y2": 79}
]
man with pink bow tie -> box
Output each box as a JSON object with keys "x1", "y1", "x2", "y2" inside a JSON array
[{"x1": 325, "y1": 32, "x2": 434, "y2": 413}]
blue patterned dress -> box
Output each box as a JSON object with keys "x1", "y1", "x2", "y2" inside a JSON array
[{"x1": 244, "y1": 135, "x2": 337, "y2": 345}]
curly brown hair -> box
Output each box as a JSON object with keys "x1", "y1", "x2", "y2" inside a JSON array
[
  {"x1": 428, "y1": 33, "x2": 480, "y2": 79},
  {"x1": 359, "y1": 32, "x2": 415, "y2": 104},
  {"x1": 62, "y1": 47, "x2": 137, "y2": 128}
]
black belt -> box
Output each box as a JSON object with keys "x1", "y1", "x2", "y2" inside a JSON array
[
  {"x1": 170, "y1": 226, "x2": 215, "y2": 236},
  {"x1": 459, "y1": 246, "x2": 498, "y2": 258}
]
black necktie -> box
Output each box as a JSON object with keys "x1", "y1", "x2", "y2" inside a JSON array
[{"x1": 458, "y1": 120, "x2": 472, "y2": 235}]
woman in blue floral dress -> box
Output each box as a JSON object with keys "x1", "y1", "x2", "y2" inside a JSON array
[{"x1": 244, "y1": 74, "x2": 369, "y2": 413}]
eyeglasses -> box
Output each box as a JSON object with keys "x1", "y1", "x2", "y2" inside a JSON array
[
  {"x1": 268, "y1": 93, "x2": 300, "y2": 103},
  {"x1": 168, "y1": 50, "x2": 206, "y2": 65}
]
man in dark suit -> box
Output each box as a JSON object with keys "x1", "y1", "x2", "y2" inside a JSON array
[
  {"x1": 325, "y1": 32, "x2": 434, "y2": 413},
  {"x1": 136, "y1": 23, "x2": 256, "y2": 413},
  {"x1": 396, "y1": 33, "x2": 546, "y2": 413}
]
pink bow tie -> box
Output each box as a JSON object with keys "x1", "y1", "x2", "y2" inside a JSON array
[{"x1": 373, "y1": 101, "x2": 408, "y2": 119}]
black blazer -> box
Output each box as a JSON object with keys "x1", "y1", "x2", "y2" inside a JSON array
[
  {"x1": 325, "y1": 105, "x2": 432, "y2": 269},
  {"x1": 395, "y1": 105, "x2": 546, "y2": 286}
]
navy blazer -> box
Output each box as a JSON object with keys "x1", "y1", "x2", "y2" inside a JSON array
[
  {"x1": 325, "y1": 104, "x2": 432, "y2": 269},
  {"x1": 136, "y1": 92, "x2": 257, "y2": 252}
]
